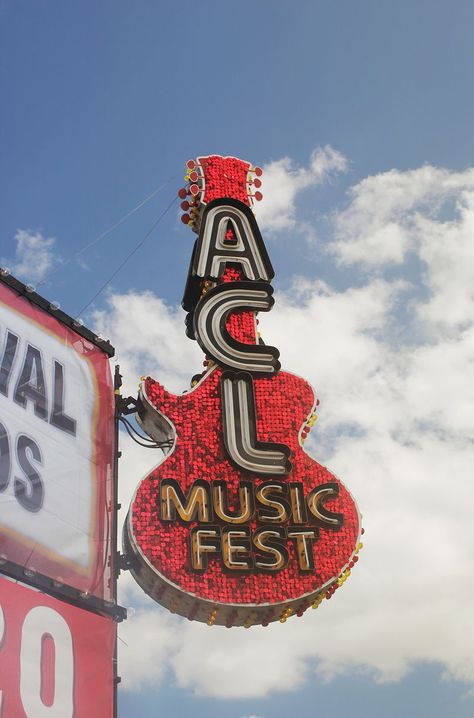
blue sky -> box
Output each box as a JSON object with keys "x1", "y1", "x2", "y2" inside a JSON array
[{"x1": 2, "y1": 2, "x2": 474, "y2": 717}]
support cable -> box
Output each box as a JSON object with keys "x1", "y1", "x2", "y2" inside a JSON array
[
  {"x1": 76, "y1": 193, "x2": 178, "y2": 317},
  {"x1": 119, "y1": 416, "x2": 173, "y2": 451},
  {"x1": 37, "y1": 176, "x2": 177, "y2": 289}
]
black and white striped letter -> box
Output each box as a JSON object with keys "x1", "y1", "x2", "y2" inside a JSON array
[
  {"x1": 192, "y1": 198, "x2": 274, "y2": 282},
  {"x1": 193, "y1": 281, "x2": 280, "y2": 375},
  {"x1": 221, "y1": 372, "x2": 291, "y2": 476}
]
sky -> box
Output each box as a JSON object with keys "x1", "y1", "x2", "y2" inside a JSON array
[{"x1": 2, "y1": 1, "x2": 474, "y2": 717}]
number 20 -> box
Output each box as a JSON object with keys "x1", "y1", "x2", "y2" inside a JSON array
[{"x1": 0, "y1": 604, "x2": 74, "y2": 717}]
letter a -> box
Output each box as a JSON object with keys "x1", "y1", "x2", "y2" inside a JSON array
[{"x1": 192, "y1": 198, "x2": 274, "y2": 282}]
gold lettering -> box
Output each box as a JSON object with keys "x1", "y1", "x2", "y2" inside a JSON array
[
  {"x1": 190, "y1": 528, "x2": 220, "y2": 570},
  {"x1": 222, "y1": 528, "x2": 253, "y2": 570},
  {"x1": 307, "y1": 483, "x2": 343, "y2": 528},
  {"x1": 289, "y1": 482, "x2": 308, "y2": 524},
  {"x1": 253, "y1": 528, "x2": 288, "y2": 570},
  {"x1": 161, "y1": 480, "x2": 211, "y2": 523},
  {"x1": 255, "y1": 483, "x2": 289, "y2": 523},
  {"x1": 288, "y1": 529, "x2": 317, "y2": 571},
  {"x1": 213, "y1": 482, "x2": 254, "y2": 524}
]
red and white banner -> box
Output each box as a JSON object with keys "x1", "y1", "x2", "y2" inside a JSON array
[
  {"x1": 0, "y1": 576, "x2": 115, "y2": 718},
  {"x1": 0, "y1": 282, "x2": 115, "y2": 599}
]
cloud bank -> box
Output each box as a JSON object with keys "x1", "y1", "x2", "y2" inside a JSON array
[
  {"x1": 92, "y1": 151, "x2": 474, "y2": 699},
  {"x1": 2, "y1": 229, "x2": 57, "y2": 283},
  {"x1": 255, "y1": 145, "x2": 348, "y2": 233}
]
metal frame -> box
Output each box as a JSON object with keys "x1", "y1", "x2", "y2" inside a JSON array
[
  {"x1": 113, "y1": 365, "x2": 123, "y2": 718},
  {"x1": 0, "y1": 557, "x2": 126, "y2": 621},
  {"x1": 0, "y1": 269, "x2": 114, "y2": 356}
]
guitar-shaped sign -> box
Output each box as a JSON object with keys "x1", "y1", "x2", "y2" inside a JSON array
[{"x1": 123, "y1": 155, "x2": 362, "y2": 627}]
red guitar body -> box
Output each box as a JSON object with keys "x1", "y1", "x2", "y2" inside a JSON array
[{"x1": 125, "y1": 311, "x2": 361, "y2": 627}]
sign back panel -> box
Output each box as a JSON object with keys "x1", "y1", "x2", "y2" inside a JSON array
[
  {"x1": 0, "y1": 575, "x2": 115, "y2": 718},
  {"x1": 0, "y1": 281, "x2": 115, "y2": 600}
]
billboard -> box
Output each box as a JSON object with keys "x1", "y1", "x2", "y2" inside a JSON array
[
  {"x1": 124, "y1": 156, "x2": 362, "y2": 627},
  {"x1": 0, "y1": 575, "x2": 115, "y2": 718},
  {"x1": 0, "y1": 276, "x2": 115, "y2": 601}
]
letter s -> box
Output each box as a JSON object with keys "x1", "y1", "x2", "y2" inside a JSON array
[{"x1": 15, "y1": 435, "x2": 44, "y2": 512}]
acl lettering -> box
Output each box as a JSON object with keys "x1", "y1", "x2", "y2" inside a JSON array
[
  {"x1": 0, "y1": 329, "x2": 77, "y2": 512},
  {"x1": 183, "y1": 199, "x2": 292, "y2": 477}
]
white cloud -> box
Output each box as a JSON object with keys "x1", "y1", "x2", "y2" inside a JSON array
[
  {"x1": 2, "y1": 229, "x2": 57, "y2": 283},
  {"x1": 255, "y1": 145, "x2": 348, "y2": 233},
  {"x1": 169, "y1": 621, "x2": 308, "y2": 698},
  {"x1": 118, "y1": 606, "x2": 178, "y2": 691},
  {"x1": 330, "y1": 164, "x2": 474, "y2": 270},
  {"x1": 106, "y1": 156, "x2": 474, "y2": 699},
  {"x1": 92, "y1": 290, "x2": 203, "y2": 397}
]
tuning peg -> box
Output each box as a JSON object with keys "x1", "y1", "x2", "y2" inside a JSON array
[
  {"x1": 250, "y1": 166, "x2": 263, "y2": 177},
  {"x1": 252, "y1": 178, "x2": 262, "y2": 188},
  {"x1": 178, "y1": 188, "x2": 188, "y2": 199},
  {"x1": 180, "y1": 200, "x2": 190, "y2": 211},
  {"x1": 249, "y1": 191, "x2": 263, "y2": 201},
  {"x1": 186, "y1": 159, "x2": 197, "y2": 170},
  {"x1": 185, "y1": 170, "x2": 200, "y2": 183},
  {"x1": 181, "y1": 214, "x2": 191, "y2": 224}
]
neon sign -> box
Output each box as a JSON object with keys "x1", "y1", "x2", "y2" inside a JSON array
[{"x1": 124, "y1": 156, "x2": 362, "y2": 627}]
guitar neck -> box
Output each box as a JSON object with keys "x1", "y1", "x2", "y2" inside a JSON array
[
  {"x1": 180, "y1": 154, "x2": 265, "y2": 351},
  {"x1": 221, "y1": 267, "x2": 259, "y2": 347}
]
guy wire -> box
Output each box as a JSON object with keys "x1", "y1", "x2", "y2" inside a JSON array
[
  {"x1": 37, "y1": 175, "x2": 177, "y2": 289},
  {"x1": 76, "y1": 192, "x2": 178, "y2": 317}
]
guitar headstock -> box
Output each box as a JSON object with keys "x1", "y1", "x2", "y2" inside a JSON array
[{"x1": 178, "y1": 155, "x2": 263, "y2": 233}]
